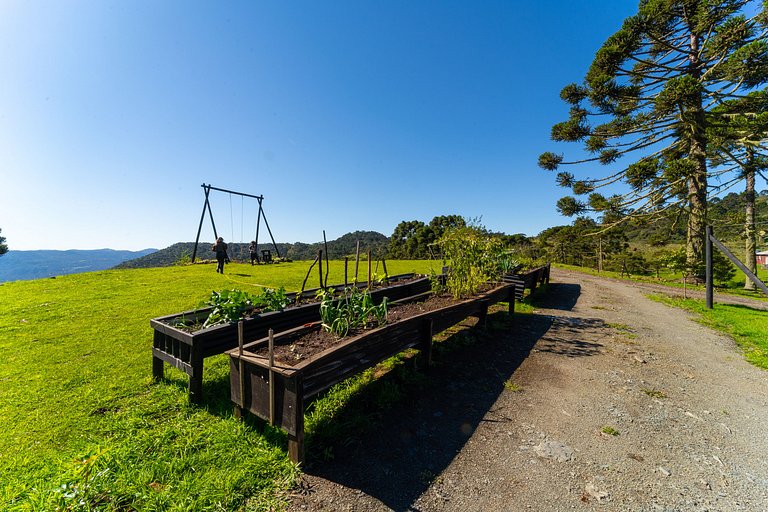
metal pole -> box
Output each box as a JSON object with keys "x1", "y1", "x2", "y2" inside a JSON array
[{"x1": 706, "y1": 226, "x2": 713, "y2": 309}]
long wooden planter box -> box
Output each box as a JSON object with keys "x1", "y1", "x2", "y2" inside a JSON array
[
  {"x1": 227, "y1": 282, "x2": 515, "y2": 463},
  {"x1": 502, "y1": 263, "x2": 551, "y2": 299},
  {"x1": 151, "y1": 274, "x2": 431, "y2": 403}
]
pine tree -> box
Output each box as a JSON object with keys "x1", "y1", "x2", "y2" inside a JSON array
[
  {"x1": 708, "y1": 90, "x2": 768, "y2": 289},
  {"x1": 539, "y1": 0, "x2": 768, "y2": 278}
]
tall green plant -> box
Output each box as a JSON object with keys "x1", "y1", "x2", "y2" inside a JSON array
[{"x1": 437, "y1": 225, "x2": 506, "y2": 299}]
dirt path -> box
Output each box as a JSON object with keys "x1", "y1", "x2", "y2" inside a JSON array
[{"x1": 287, "y1": 268, "x2": 768, "y2": 511}]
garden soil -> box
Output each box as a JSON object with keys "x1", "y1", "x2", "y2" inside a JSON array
[{"x1": 286, "y1": 268, "x2": 768, "y2": 511}]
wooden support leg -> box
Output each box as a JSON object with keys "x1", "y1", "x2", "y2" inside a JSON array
[
  {"x1": 478, "y1": 302, "x2": 488, "y2": 330},
  {"x1": 509, "y1": 285, "x2": 516, "y2": 317},
  {"x1": 152, "y1": 331, "x2": 165, "y2": 380},
  {"x1": 188, "y1": 350, "x2": 204, "y2": 405},
  {"x1": 288, "y1": 375, "x2": 305, "y2": 464},
  {"x1": 288, "y1": 432, "x2": 305, "y2": 465},
  {"x1": 152, "y1": 355, "x2": 164, "y2": 381},
  {"x1": 420, "y1": 319, "x2": 434, "y2": 370}
]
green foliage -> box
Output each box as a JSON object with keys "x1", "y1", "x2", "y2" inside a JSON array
[
  {"x1": 318, "y1": 287, "x2": 388, "y2": 337},
  {"x1": 202, "y1": 287, "x2": 291, "y2": 327},
  {"x1": 539, "y1": 0, "x2": 768, "y2": 277},
  {"x1": 652, "y1": 247, "x2": 736, "y2": 284},
  {"x1": 388, "y1": 215, "x2": 466, "y2": 259},
  {"x1": 0, "y1": 228, "x2": 7, "y2": 256},
  {"x1": 437, "y1": 224, "x2": 506, "y2": 299},
  {"x1": 173, "y1": 249, "x2": 192, "y2": 266}
]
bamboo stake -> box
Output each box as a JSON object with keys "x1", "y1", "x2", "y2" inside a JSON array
[
  {"x1": 268, "y1": 328, "x2": 275, "y2": 425},
  {"x1": 381, "y1": 257, "x2": 388, "y2": 278}
]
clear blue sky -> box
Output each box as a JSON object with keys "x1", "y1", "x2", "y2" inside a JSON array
[{"x1": 1, "y1": 0, "x2": 639, "y2": 251}]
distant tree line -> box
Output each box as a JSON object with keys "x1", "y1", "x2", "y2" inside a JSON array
[{"x1": 0, "y1": 228, "x2": 7, "y2": 256}]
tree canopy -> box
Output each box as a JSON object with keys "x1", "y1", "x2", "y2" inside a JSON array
[
  {"x1": 539, "y1": 0, "x2": 768, "y2": 277},
  {"x1": 387, "y1": 215, "x2": 466, "y2": 259},
  {"x1": 0, "y1": 229, "x2": 7, "y2": 256}
]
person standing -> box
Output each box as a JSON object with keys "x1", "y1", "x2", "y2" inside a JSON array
[
  {"x1": 249, "y1": 241, "x2": 258, "y2": 265},
  {"x1": 212, "y1": 237, "x2": 229, "y2": 273}
]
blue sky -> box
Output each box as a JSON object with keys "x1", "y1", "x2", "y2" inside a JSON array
[{"x1": 1, "y1": 0, "x2": 639, "y2": 250}]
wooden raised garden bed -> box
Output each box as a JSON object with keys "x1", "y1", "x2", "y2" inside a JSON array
[
  {"x1": 227, "y1": 282, "x2": 516, "y2": 463},
  {"x1": 502, "y1": 263, "x2": 551, "y2": 300},
  {"x1": 150, "y1": 274, "x2": 431, "y2": 403}
]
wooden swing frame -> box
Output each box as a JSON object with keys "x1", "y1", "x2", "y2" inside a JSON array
[{"x1": 191, "y1": 183, "x2": 281, "y2": 263}]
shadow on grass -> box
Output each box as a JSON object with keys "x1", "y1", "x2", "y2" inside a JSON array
[{"x1": 291, "y1": 282, "x2": 589, "y2": 510}]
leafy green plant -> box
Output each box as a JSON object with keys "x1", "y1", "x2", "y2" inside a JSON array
[
  {"x1": 318, "y1": 287, "x2": 388, "y2": 337},
  {"x1": 202, "y1": 287, "x2": 290, "y2": 327},
  {"x1": 601, "y1": 426, "x2": 620, "y2": 436},
  {"x1": 259, "y1": 286, "x2": 290, "y2": 312},
  {"x1": 202, "y1": 289, "x2": 258, "y2": 327},
  {"x1": 437, "y1": 223, "x2": 507, "y2": 299}
]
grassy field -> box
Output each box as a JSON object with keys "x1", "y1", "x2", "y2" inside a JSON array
[{"x1": 0, "y1": 259, "x2": 446, "y2": 511}]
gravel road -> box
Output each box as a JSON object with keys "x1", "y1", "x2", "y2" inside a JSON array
[{"x1": 287, "y1": 268, "x2": 768, "y2": 511}]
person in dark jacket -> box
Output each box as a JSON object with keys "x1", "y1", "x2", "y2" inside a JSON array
[
  {"x1": 249, "y1": 241, "x2": 258, "y2": 265},
  {"x1": 212, "y1": 237, "x2": 229, "y2": 273}
]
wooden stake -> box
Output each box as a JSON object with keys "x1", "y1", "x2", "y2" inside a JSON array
[
  {"x1": 354, "y1": 241, "x2": 360, "y2": 284},
  {"x1": 238, "y1": 321, "x2": 246, "y2": 414},
  {"x1": 268, "y1": 328, "x2": 275, "y2": 424},
  {"x1": 318, "y1": 249, "x2": 324, "y2": 289},
  {"x1": 300, "y1": 255, "x2": 319, "y2": 298},
  {"x1": 323, "y1": 230, "x2": 330, "y2": 288},
  {"x1": 344, "y1": 257, "x2": 349, "y2": 286},
  {"x1": 381, "y1": 258, "x2": 388, "y2": 278},
  {"x1": 367, "y1": 250, "x2": 372, "y2": 289}
]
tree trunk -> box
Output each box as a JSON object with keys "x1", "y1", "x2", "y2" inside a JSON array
[
  {"x1": 744, "y1": 150, "x2": 757, "y2": 290},
  {"x1": 685, "y1": 30, "x2": 708, "y2": 282}
]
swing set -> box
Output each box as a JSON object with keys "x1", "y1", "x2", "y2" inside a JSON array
[{"x1": 191, "y1": 183, "x2": 281, "y2": 263}]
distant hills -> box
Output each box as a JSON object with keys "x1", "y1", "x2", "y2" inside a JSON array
[
  {"x1": 114, "y1": 231, "x2": 389, "y2": 269},
  {"x1": 0, "y1": 249, "x2": 157, "y2": 283}
]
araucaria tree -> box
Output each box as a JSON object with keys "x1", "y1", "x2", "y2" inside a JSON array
[{"x1": 539, "y1": 0, "x2": 768, "y2": 278}]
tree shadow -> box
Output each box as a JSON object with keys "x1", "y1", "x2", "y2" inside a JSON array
[{"x1": 527, "y1": 282, "x2": 581, "y2": 311}]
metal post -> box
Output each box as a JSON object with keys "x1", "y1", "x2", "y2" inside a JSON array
[{"x1": 706, "y1": 226, "x2": 713, "y2": 309}]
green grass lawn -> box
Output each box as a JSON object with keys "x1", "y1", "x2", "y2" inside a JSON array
[
  {"x1": 649, "y1": 294, "x2": 768, "y2": 370},
  {"x1": 0, "y1": 259, "x2": 441, "y2": 511}
]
